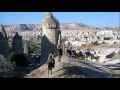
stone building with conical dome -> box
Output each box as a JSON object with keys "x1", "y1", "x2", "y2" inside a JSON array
[
  {"x1": 0, "y1": 24, "x2": 9, "y2": 57},
  {"x1": 40, "y1": 12, "x2": 61, "y2": 65}
]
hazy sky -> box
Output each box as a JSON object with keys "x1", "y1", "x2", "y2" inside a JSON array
[{"x1": 0, "y1": 12, "x2": 119, "y2": 28}]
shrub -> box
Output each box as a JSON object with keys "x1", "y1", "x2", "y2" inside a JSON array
[
  {"x1": 94, "y1": 56, "x2": 100, "y2": 60},
  {"x1": 8, "y1": 52, "x2": 16, "y2": 62},
  {"x1": 66, "y1": 42, "x2": 71, "y2": 48},
  {"x1": 76, "y1": 52, "x2": 85, "y2": 60},
  {"x1": 102, "y1": 41, "x2": 105, "y2": 44},
  {"x1": 11, "y1": 54, "x2": 29, "y2": 67},
  {"x1": 114, "y1": 42, "x2": 116, "y2": 44},
  {"x1": 0, "y1": 54, "x2": 31, "y2": 78},
  {"x1": 8, "y1": 53, "x2": 29, "y2": 67},
  {"x1": 0, "y1": 55, "x2": 15, "y2": 78},
  {"x1": 92, "y1": 41, "x2": 100, "y2": 46}
]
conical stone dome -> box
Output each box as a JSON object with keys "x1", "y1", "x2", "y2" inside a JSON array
[{"x1": 41, "y1": 12, "x2": 59, "y2": 29}]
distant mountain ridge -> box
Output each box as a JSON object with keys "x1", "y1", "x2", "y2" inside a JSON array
[{"x1": 3, "y1": 23, "x2": 116, "y2": 31}]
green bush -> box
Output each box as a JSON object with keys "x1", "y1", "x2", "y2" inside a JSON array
[
  {"x1": 0, "y1": 54, "x2": 31, "y2": 78},
  {"x1": 92, "y1": 41, "x2": 100, "y2": 46},
  {"x1": 10, "y1": 53, "x2": 29, "y2": 67},
  {"x1": 66, "y1": 42, "x2": 71, "y2": 48},
  {"x1": 0, "y1": 54, "x2": 15, "y2": 78},
  {"x1": 15, "y1": 54, "x2": 29, "y2": 67},
  {"x1": 102, "y1": 41, "x2": 105, "y2": 44},
  {"x1": 8, "y1": 52, "x2": 16, "y2": 62},
  {"x1": 114, "y1": 42, "x2": 116, "y2": 44},
  {"x1": 76, "y1": 52, "x2": 85, "y2": 60},
  {"x1": 94, "y1": 56, "x2": 100, "y2": 60}
]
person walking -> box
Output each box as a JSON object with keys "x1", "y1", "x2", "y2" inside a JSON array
[{"x1": 46, "y1": 52, "x2": 55, "y2": 77}]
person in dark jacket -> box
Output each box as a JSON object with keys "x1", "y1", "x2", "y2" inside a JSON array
[{"x1": 47, "y1": 52, "x2": 55, "y2": 76}]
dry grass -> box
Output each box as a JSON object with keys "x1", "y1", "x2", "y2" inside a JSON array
[
  {"x1": 73, "y1": 43, "x2": 120, "y2": 51},
  {"x1": 111, "y1": 53, "x2": 120, "y2": 60},
  {"x1": 106, "y1": 44, "x2": 120, "y2": 48}
]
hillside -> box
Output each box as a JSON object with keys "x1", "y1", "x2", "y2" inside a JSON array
[
  {"x1": 25, "y1": 56, "x2": 119, "y2": 78},
  {"x1": 3, "y1": 23, "x2": 99, "y2": 31},
  {"x1": 25, "y1": 56, "x2": 86, "y2": 78}
]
